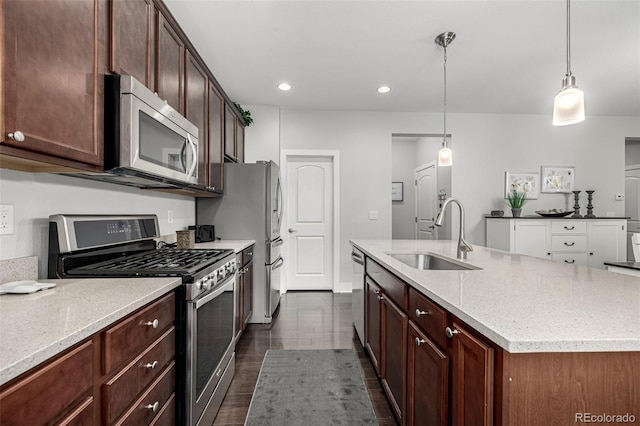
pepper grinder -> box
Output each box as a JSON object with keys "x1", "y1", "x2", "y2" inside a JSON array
[
  {"x1": 571, "y1": 190, "x2": 582, "y2": 218},
  {"x1": 585, "y1": 190, "x2": 596, "y2": 218}
]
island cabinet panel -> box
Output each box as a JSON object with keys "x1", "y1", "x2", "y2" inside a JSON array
[
  {"x1": 365, "y1": 257, "x2": 407, "y2": 309},
  {"x1": 381, "y1": 296, "x2": 408, "y2": 422},
  {"x1": 365, "y1": 276, "x2": 383, "y2": 375},
  {"x1": 109, "y1": 0, "x2": 155, "y2": 89},
  {"x1": 407, "y1": 322, "x2": 448, "y2": 426},
  {"x1": 499, "y1": 351, "x2": 640, "y2": 425},
  {"x1": 1, "y1": 0, "x2": 107, "y2": 170},
  {"x1": 449, "y1": 319, "x2": 494, "y2": 426},
  {"x1": 156, "y1": 12, "x2": 184, "y2": 114},
  {"x1": 0, "y1": 340, "x2": 94, "y2": 425}
]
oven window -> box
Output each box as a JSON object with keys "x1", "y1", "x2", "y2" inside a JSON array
[{"x1": 195, "y1": 286, "x2": 234, "y2": 397}]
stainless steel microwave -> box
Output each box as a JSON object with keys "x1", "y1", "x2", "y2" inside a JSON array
[{"x1": 104, "y1": 74, "x2": 199, "y2": 186}]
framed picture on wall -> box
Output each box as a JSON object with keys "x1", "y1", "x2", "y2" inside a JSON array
[
  {"x1": 391, "y1": 182, "x2": 403, "y2": 201},
  {"x1": 541, "y1": 166, "x2": 575, "y2": 193},
  {"x1": 504, "y1": 172, "x2": 540, "y2": 199}
]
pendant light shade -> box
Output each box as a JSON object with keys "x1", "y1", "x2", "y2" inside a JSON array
[
  {"x1": 552, "y1": 0, "x2": 585, "y2": 126},
  {"x1": 435, "y1": 31, "x2": 455, "y2": 167}
]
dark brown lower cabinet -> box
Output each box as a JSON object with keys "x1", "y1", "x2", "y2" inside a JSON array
[
  {"x1": 381, "y1": 296, "x2": 407, "y2": 422},
  {"x1": 365, "y1": 277, "x2": 382, "y2": 375},
  {"x1": 407, "y1": 322, "x2": 448, "y2": 426},
  {"x1": 449, "y1": 320, "x2": 494, "y2": 425}
]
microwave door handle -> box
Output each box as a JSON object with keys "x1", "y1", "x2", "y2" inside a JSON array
[
  {"x1": 186, "y1": 134, "x2": 197, "y2": 178},
  {"x1": 180, "y1": 139, "x2": 188, "y2": 171}
]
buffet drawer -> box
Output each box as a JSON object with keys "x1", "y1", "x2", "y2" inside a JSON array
[
  {"x1": 103, "y1": 328, "x2": 175, "y2": 424},
  {"x1": 551, "y1": 235, "x2": 587, "y2": 252},
  {"x1": 551, "y1": 220, "x2": 587, "y2": 234},
  {"x1": 103, "y1": 292, "x2": 175, "y2": 375},
  {"x1": 408, "y1": 287, "x2": 447, "y2": 348},
  {"x1": 552, "y1": 253, "x2": 588, "y2": 266}
]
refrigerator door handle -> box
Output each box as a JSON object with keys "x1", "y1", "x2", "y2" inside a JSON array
[
  {"x1": 271, "y1": 256, "x2": 285, "y2": 270},
  {"x1": 276, "y1": 177, "x2": 284, "y2": 230},
  {"x1": 272, "y1": 236, "x2": 284, "y2": 247}
]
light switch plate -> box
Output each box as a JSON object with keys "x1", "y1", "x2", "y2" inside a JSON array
[
  {"x1": 369, "y1": 210, "x2": 379, "y2": 220},
  {"x1": 615, "y1": 193, "x2": 625, "y2": 201},
  {"x1": 0, "y1": 204, "x2": 14, "y2": 235}
]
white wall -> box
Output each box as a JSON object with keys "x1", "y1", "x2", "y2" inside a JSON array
[
  {"x1": 243, "y1": 105, "x2": 281, "y2": 165},
  {"x1": 266, "y1": 108, "x2": 639, "y2": 284},
  {"x1": 0, "y1": 169, "x2": 195, "y2": 277}
]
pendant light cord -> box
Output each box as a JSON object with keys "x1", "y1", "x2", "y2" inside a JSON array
[
  {"x1": 566, "y1": 0, "x2": 571, "y2": 77},
  {"x1": 443, "y1": 44, "x2": 448, "y2": 147}
]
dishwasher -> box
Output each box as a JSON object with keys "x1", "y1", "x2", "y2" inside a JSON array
[{"x1": 351, "y1": 247, "x2": 365, "y2": 347}]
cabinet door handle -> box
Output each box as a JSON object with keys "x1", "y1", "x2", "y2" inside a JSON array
[
  {"x1": 415, "y1": 337, "x2": 426, "y2": 346},
  {"x1": 564, "y1": 259, "x2": 575, "y2": 264},
  {"x1": 563, "y1": 242, "x2": 575, "y2": 246},
  {"x1": 415, "y1": 309, "x2": 430, "y2": 317},
  {"x1": 144, "y1": 401, "x2": 160, "y2": 412},
  {"x1": 143, "y1": 319, "x2": 159, "y2": 329},
  {"x1": 143, "y1": 360, "x2": 159, "y2": 370},
  {"x1": 7, "y1": 131, "x2": 25, "y2": 142},
  {"x1": 564, "y1": 226, "x2": 575, "y2": 230},
  {"x1": 445, "y1": 326, "x2": 460, "y2": 338}
]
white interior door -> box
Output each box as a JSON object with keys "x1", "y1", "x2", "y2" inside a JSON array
[
  {"x1": 285, "y1": 156, "x2": 333, "y2": 290},
  {"x1": 415, "y1": 162, "x2": 437, "y2": 240}
]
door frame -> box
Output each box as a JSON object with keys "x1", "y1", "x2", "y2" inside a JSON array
[{"x1": 280, "y1": 149, "x2": 341, "y2": 293}]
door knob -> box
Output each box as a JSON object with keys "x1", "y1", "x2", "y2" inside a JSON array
[{"x1": 288, "y1": 228, "x2": 297, "y2": 233}]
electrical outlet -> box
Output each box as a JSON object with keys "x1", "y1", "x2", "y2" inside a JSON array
[
  {"x1": 167, "y1": 210, "x2": 174, "y2": 224},
  {"x1": 615, "y1": 193, "x2": 625, "y2": 201},
  {"x1": 0, "y1": 204, "x2": 15, "y2": 235}
]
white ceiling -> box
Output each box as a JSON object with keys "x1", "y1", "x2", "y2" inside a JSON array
[{"x1": 164, "y1": 0, "x2": 640, "y2": 117}]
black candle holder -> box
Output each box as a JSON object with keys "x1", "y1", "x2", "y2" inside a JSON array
[
  {"x1": 571, "y1": 190, "x2": 582, "y2": 218},
  {"x1": 585, "y1": 190, "x2": 596, "y2": 218}
]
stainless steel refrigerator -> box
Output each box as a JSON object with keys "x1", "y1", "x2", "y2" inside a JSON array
[{"x1": 196, "y1": 161, "x2": 283, "y2": 324}]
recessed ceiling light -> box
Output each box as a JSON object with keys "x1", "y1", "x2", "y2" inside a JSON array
[
  {"x1": 377, "y1": 86, "x2": 391, "y2": 94},
  {"x1": 278, "y1": 83, "x2": 292, "y2": 91}
]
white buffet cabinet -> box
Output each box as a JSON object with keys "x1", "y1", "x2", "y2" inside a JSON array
[{"x1": 485, "y1": 217, "x2": 627, "y2": 269}]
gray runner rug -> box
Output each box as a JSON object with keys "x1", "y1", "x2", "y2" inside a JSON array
[{"x1": 245, "y1": 349, "x2": 378, "y2": 425}]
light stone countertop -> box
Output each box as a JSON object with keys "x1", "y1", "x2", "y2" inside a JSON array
[
  {"x1": 351, "y1": 239, "x2": 640, "y2": 354},
  {"x1": 195, "y1": 240, "x2": 255, "y2": 253},
  {"x1": 0, "y1": 277, "x2": 181, "y2": 386}
]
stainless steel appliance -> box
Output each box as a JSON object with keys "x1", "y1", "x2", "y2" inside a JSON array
[
  {"x1": 625, "y1": 165, "x2": 640, "y2": 260},
  {"x1": 351, "y1": 247, "x2": 365, "y2": 347},
  {"x1": 68, "y1": 75, "x2": 205, "y2": 191},
  {"x1": 47, "y1": 214, "x2": 236, "y2": 426},
  {"x1": 197, "y1": 161, "x2": 283, "y2": 324}
]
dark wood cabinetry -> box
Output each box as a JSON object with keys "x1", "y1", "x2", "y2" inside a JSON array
[
  {"x1": 224, "y1": 103, "x2": 246, "y2": 163},
  {"x1": 207, "y1": 83, "x2": 225, "y2": 192},
  {"x1": 110, "y1": 0, "x2": 155, "y2": 88},
  {"x1": 156, "y1": 11, "x2": 184, "y2": 114},
  {"x1": 185, "y1": 50, "x2": 209, "y2": 188},
  {"x1": 236, "y1": 245, "x2": 254, "y2": 342},
  {"x1": 364, "y1": 256, "x2": 494, "y2": 426},
  {"x1": 1, "y1": 0, "x2": 107, "y2": 171},
  {"x1": 0, "y1": 291, "x2": 176, "y2": 426}
]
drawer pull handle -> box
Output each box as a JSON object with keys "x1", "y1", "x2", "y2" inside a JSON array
[
  {"x1": 564, "y1": 259, "x2": 575, "y2": 264},
  {"x1": 564, "y1": 226, "x2": 575, "y2": 230},
  {"x1": 563, "y1": 242, "x2": 575, "y2": 246},
  {"x1": 415, "y1": 309, "x2": 430, "y2": 317},
  {"x1": 377, "y1": 295, "x2": 384, "y2": 301},
  {"x1": 415, "y1": 337, "x2": 426, "y2": 346},
  {"x1": 445, "y1": 326, "x2": 460, "y2": 338},
  {"x1": 144, "y1": 401, "x2": 160, "y2": 412},
  {"x1": 143, "y1": 319, "x2": 159, "y2": 329},
  {"x1": 7, "y1": 131, "x2": 25, "y2": 142},
  {"x1": 144, "y1": 360, "x2": 159, "y2": 369}
]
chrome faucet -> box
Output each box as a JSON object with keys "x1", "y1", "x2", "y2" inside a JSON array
[{"x1": 435, "y1": 197, "x2": 473, "y2": 260}]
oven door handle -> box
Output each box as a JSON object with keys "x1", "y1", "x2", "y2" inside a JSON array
[{"x1": 194, "y1": 277, "x2": 234, "y2": 309}]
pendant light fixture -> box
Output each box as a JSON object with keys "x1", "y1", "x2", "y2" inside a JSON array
[
  {"x1": 435, "y1": 32, "x2": 455, "y2": 167},
  {"x1": 552, "y1": 0, "x2": 585, "y2": 126}
]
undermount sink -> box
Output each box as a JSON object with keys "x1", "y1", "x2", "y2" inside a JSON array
[{"x1": 387, "y1": 252, "x2": 481, "y2": 271}]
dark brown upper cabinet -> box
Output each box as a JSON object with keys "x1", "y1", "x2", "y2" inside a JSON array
[
  {"x1": 208, "y1": 83, "x2": 225, "y2": 192},
  {"x1": 156, "y1": 10, "x2": 184, "y2": 114},
  {"x1": 1, "y1": 0, "x2": 107, "y2": 171},
  {"x1": 184, "y1": 49, "x2": 208, "y2": 189}
]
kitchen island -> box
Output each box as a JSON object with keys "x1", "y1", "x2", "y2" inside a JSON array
[{"x1": 352, "y1": 239, "x2": 639, "y2": 425}]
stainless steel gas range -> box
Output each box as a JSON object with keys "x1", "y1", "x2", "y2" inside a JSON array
[{"x1": 48, "y1": 214, "x2": 236, "y2": 426}]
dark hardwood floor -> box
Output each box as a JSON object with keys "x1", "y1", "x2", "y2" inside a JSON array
[{"x1": 210, "y1": 291, "x2": 397, "y2": 425}]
